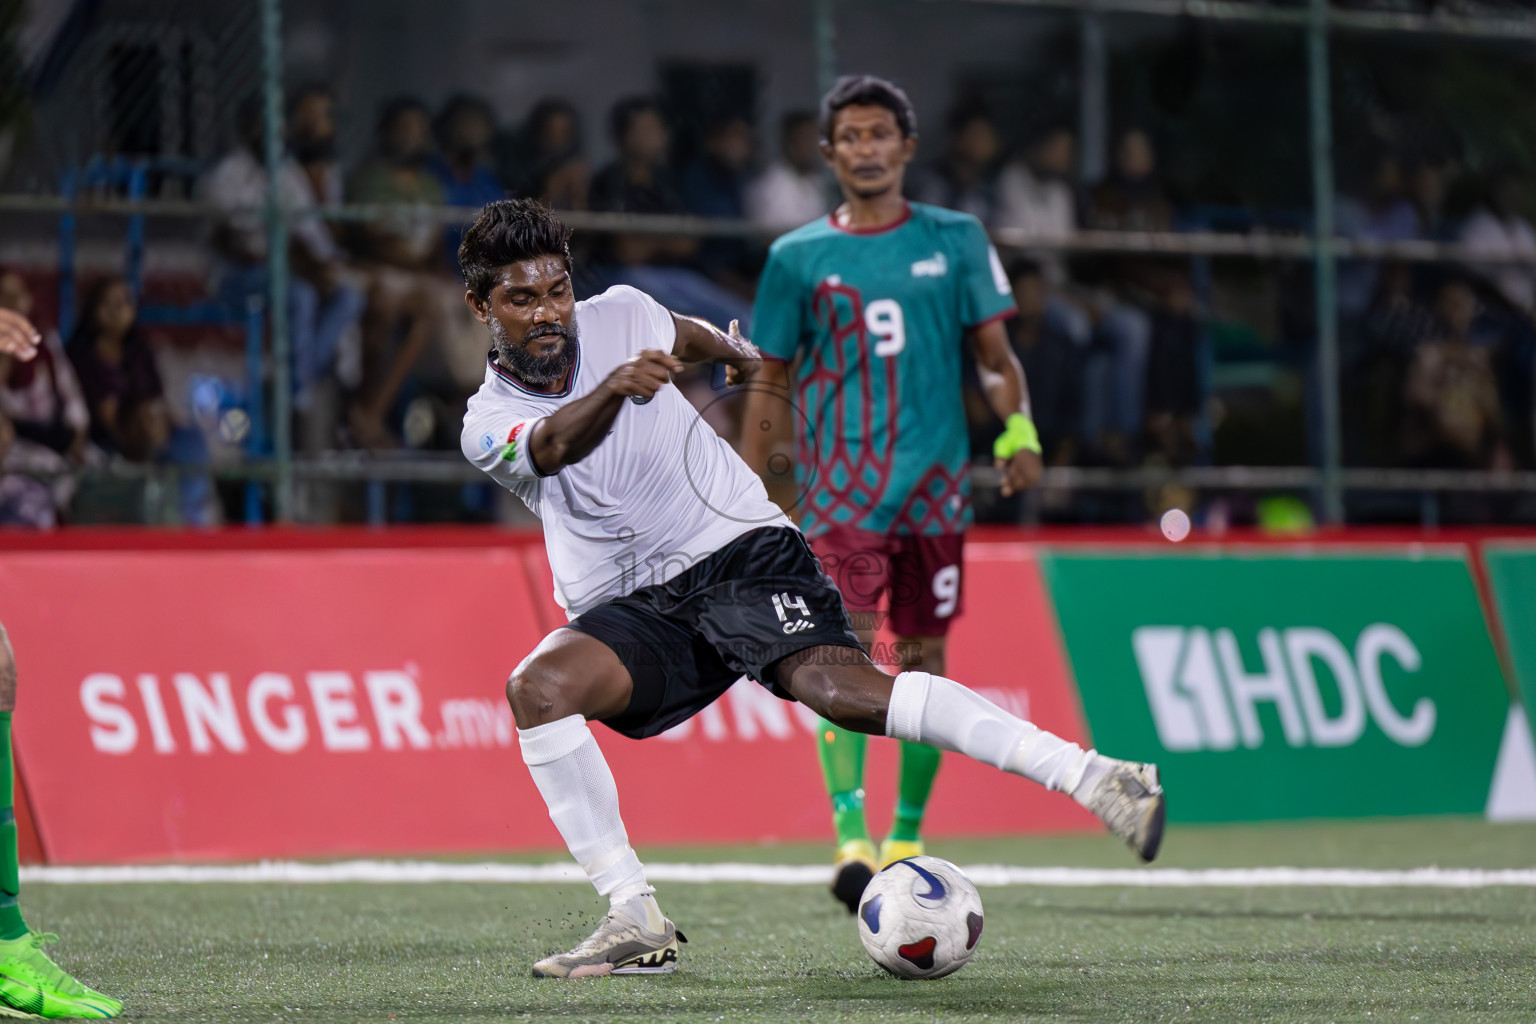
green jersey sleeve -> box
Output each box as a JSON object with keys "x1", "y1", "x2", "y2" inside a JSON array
[
  {"x1": 956, "y1": 217, "x2": 1017, "y2": 327},
  {"x1": 751, "y1": 242, "x2": 808, "y2": 361}
]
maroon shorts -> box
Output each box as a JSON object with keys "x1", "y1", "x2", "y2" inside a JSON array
[{"x1": 808, "y1": 525, "x2": 964, "y2": 637}]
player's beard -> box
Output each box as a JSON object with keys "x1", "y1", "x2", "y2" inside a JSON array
[{"x1": 492, "y1": 318, "x2": 579, "y2": 387}]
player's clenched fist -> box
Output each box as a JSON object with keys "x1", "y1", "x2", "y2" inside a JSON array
[
  {"x1": 0, "y1": 309, "x2": 40, "y2": 362},
  {"x1": 603, "y1": 349, "x2": 683, "y2": 401}
]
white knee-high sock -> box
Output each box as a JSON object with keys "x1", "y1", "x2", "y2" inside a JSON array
[
  {"x1": 518, "y1": 714, "x2": 653, "y2": 907},
  {"x1": 885, "y1": 671, "x2": 1108, "y2": 798}
]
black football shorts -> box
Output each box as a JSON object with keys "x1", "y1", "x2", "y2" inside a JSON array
[{"x1": 565, "y1": 526, "x2": 866, "y2": 739}]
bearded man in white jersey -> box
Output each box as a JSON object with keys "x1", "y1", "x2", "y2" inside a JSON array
[{"x1": 458, "y1": 199, "x2": 1166, "y2": 979}]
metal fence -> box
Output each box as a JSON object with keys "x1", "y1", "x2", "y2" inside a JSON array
[{"x1": 2, "y1": 0, "x2": 1536, "y2": 527}]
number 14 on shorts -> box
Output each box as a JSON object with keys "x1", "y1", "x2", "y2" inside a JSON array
[{"x1": 772, "y1": 592, "x2": 816, "y2": 634}]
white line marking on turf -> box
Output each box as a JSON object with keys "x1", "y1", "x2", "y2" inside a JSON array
[{"x1": 19, "y1": 862, "x2": 1536, "y2": 888}]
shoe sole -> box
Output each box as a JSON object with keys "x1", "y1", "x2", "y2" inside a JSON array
[
  {"x1": 531, "y1": 937, "x2": 681, "y2": 979},
  {"x1": 0, "y1": 998, "x2": 116, "y2": 1020},
  {"x1": 831, "y1": 859, "x2": 875, "y2": 914},
  {"x1": 0, "y1": 980, "x2": 119, "y2": 1019},
  {"x1": 611, "y1": 962, "x2": 678, "y2": 975},
  {"x1": 532, "y1": 957, "x2": 679, "y2": 979}
]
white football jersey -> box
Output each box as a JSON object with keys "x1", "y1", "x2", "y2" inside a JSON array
[{"x1": 461, "y1": 284, "x2": 792, "y2": 617}]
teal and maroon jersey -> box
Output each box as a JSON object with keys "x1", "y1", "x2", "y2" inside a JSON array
[{"x1": 751, "y1": 201, "x2": 1016, "y2": 537}]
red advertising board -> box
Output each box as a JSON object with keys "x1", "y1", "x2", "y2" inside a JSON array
[{"x1": 0, "y1": 543, "x2": 1093, "y2": 864}]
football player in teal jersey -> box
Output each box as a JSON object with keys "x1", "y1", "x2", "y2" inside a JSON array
[{"x1": 744, "y1": 76, "x2": 1046, "y2": 912}]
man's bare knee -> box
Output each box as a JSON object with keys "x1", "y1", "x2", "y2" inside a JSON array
[{"x1": 506, "y1": 659, "x2": 576, "y2": 729}]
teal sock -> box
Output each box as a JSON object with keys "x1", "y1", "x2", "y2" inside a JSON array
[{"x1": 0, "y1": 713, "x2": 28, "y2": 939}]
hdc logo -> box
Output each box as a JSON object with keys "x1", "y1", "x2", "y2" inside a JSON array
[{"x1": 1131, "y1": 624, "x2": 1436, "y2": 752}]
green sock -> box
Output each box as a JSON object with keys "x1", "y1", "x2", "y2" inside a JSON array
[
  {"x1": 816, "y1": 719, "x2": 870, "y2": 847},
  {"x1": 888, "y1": 741, "x2": 943, "y2": 843},
  {"x1": 0, "y1": 713, "x2": 27, "y2": 939}
]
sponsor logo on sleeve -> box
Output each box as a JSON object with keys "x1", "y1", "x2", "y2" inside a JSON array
[
  {"x1": 478, "y1": 433, "x2": 496, "y2": 453},
  {"x1": 500, "y1": 422, "x2": 527, "y2": 464}
]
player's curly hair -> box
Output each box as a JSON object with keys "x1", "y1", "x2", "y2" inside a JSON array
[
  {"x1": 458, "y1": 198, "x2": 574, "y2": 301},
  {"x1": 819, "y1": 75, "x2": 917, "y2": 142}
]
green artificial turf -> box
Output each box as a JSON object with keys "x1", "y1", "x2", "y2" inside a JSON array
[{"x1": 22, "y1": 819, "x2": 1536, "y2": 1023}]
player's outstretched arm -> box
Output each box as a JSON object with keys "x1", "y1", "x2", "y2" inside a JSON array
[
  {"x1": 527, "y1": 349, "x2": 682, "y2": 473},
  {"x1": 670, "y1": 314, "x2": 762, "y2": 387},
  {"x1": 969, "y1": 320, "x2": 1043, "y2": 497},
  {"x1": 0, "y1": 310, "x2": 40, "y2": 362}
]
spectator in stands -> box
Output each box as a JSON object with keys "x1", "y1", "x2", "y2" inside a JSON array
[
  {"x1": 590, "y1": 97, "x2": 686, "y2": 220},
  {"x1": 745, "y1": 110, "x2": 827, "y2": 229},
  {"x1": 348, "y1": 97, "x2": 447, "y2": 269},
  {"x1": 65, "y1": 277, "x2": 168, "y2": 463},
  {"x1": 1336, "y1": 153, "x2": 1422, "y2": 323},
  {"x1": 285, "y1": 83, "x2": 367, "y2": 410},
  {"x1": 1080, "y1": 127, "x2": 1191, "y2": 466},
  {"x1": 995, "y1": 125, "x2": 1079, "y2": 284},
  {"x1": 993, "y1": 123, "x2": 1093, "y2": 357},
  {"x1": 66, "y1": 277, "x2": 216, "y2": 524},
  {"x1": 1410, "y1": 156, "x2": 1454, "y2": 242},
  {"x1": 202, "y1": 95, "x2": 365, "y2": 404},
  {"x1": 1087, "y1": 128, "x2": 1206, "y2": 467},
  {"x1": 590, "y1": 97, "x2": 749, "y2": 327},
  {"x1": 0, "y1": 271, "x2": 88, "y2": 464},
  {"x1": 1347, "y1": 262, "x2": 1443, "y2": 467},
  {"x1": 504, "y1": 98, "x2": 589, "y2": 210},
  {"x1": 288, "y1": 84, "x2": 345, "y2": 211},
  {"x1": 682, "y1": 114, "x2": 752, "y2": 221},
  {"x1": 346, "y1": 97, "x2": 451, "y2": 447},
  {"x1": 682, "y1": 113, "x2": 756, "y2": 288},
  {"x1": 912, "y1": 103, "x2": 1000, "y2": 223},
  {"x1": 0, "y1": 271, "x2": 90, "y2": 525},
  {"x1": 1363, "y1": 262, "x2": 1437, "y2": 359},
  {"x1": 1459, "y1": 168, "x2": 1536, "y2": 317},
  {"x1": 1089, "y1": 128, "x2": 1173, "y2": 233},
  {"x1": 429, "y1": 94, "x2": 506, "y2": 272},
  {"x1": 1141, "y1": 295, "x2": 1202, "y2": 466},
  {"x1": 1403, "y1": 276, "x2": 1510, "y2": 471}
]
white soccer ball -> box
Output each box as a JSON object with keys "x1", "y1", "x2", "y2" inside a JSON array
[{"x1": 856, "y1": 855, "x2": 984, "y2": 979}]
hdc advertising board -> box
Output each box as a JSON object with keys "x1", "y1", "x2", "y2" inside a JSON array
[{"x1": 1039, "y1": 550, "x2": 1515, "y2": 822}]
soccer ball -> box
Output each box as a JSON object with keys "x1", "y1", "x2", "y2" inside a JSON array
[{"x1": 856, "y1": 856, "x2": 984, "y2": 979}]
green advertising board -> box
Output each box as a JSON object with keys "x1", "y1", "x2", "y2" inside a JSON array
[
  {"x1": 1040, "y1": 551, "x2": 1512, "y2": 822},
  {"x1": 1485, "y1": 544, "x2": 1536, "y2": 732}
]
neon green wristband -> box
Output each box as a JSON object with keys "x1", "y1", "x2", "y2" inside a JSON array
[{"x1": 993, "y1": 413, "x2": 1042, "y2": 459}]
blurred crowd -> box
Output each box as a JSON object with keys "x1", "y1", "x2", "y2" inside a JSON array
[{"x1": 3, "y1": 85, "x2": 1534, "y2": 526}]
